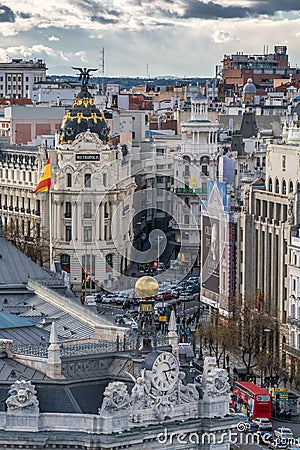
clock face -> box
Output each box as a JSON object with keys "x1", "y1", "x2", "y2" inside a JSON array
[{"x1": 152, "y1": 352, "x2": 179, "y2": 391}]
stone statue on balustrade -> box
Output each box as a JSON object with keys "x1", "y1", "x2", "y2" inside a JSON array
[{"x1": 6, "y1": 380, "x2": 39, "y2": 412}]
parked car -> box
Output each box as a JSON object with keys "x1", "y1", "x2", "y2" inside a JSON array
[
  {"x1": 114, "y1": 295, "x2": 128, "y2": 305},
  {"x1": 179, "y1": 292, "x2": 192, "y2": 301},
  {"x1": 187, "y1": 277, "x2": 199, "y2": 284},
  {"x1": 102, "y1": 294, "x2": 115, "y2": 304},
  {"x1": 114, "y1": 314, "x2": 126, "y2": 325},
  {"x1": 245, "y1": 421, "x2": 259, "y2": 433},
  {"x1": 274, "y1": 428, "x2": 294, "y2": 440},
  {"x1": 269, "y1": 439, "x2": 288, "y2": 449},
  {"x1": 252, "y1": 418, "x2": 272, "y2": 431},
  {"x1": 122, "y1": 317, "x2": 138, "y2": 330},
  {"x1": 84, "y1": 295, "x2": 97, "y2": 305}
]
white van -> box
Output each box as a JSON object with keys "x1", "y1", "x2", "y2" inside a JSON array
[{"x1": 85, "y1": 295, "x2": 97, "y2": 305}]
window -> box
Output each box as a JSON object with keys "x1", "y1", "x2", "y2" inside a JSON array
[
  {"x1": 282, "y1": 179, "x2": 286, "y2": 195},
  {"x1": 84, "y1": 173, "x2": 91, "y2": 187},
  {"x1": 268, "y1": 177, "x2": 273, "y2": 192},
  {"x1": 65, "y1": 225, "x2": 72, "y2": 242},
  {"x1": 84, "y1": 226, "x2": 92, "y2": 242},
  {"x1": 67, "y1": 173, "x2": 72, "y2": 188},
  {"x1": 275, "y1": 178, "x2": 279, "y2": 193},
  {"x1": 106, "y1": 253, "x2": 113, "y2": 270},
  {"x1": 65, "y1": 202, "x2": 72, "y2": 218},
  {"x1": 184, "y1": 164, "x2": 190, "y2": 177},
  {"x1": 60, "y1": 254, "x2": 71, "y2": 273},
  {"x1": 282, "y1": 155, "x2": 286, "y2": 171},
  {"x1": 103, "y1": 173, "x2": 107, "y2": 187},
  {"x1": 202, "y1": 165, "x2": 209, "y2": 176},
  {"x1": 156, "y1": 148, "x2": 165, "y2": 156},
  {"x1": 156, "y1": 176, "x2": 163, "y2": 184},
  {"x1": 83, "y1": 202, "x2": 92, "y2": 218},
  {"x1": 289, "y1": 181, "x2": 294, "y2": 193}
]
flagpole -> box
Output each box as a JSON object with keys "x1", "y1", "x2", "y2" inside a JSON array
[{"x1": 49, "y1": 190, "x2": 53, "y2": 270}]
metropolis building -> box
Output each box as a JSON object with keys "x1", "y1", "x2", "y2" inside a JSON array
[{"x1": 0, "y1": 73, "x2": 136, "y2": 293}]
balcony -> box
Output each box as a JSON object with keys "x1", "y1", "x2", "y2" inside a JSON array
[
  {"x1": 20, "y1": 207, "x2": 25, "y2": 213},
  {"x1": 283, "y1": 342, "x2": 300, "y2": 359},
  {"x1": 175, "y1": 187, "x2": 207, "y2": 197}
]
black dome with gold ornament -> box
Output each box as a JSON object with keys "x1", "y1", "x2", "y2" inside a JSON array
[{"x1": 59, "y1": 67, "x2": 110, "y2": 145}]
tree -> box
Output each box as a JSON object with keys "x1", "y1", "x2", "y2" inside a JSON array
[
  {"x1": 195, "y1": 316, "x2": 238, "y2": 368},
  {"x1": 4, "y1": 218, "x2": 51, "y2": 267}
]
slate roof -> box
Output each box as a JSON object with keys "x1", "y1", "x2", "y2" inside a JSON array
[
  {"x1": 0, "y1": 311, "x2": 38, "y2": 329},
  {"x1": 0, "y1": 228, "x2": 60, "y2": 285}
]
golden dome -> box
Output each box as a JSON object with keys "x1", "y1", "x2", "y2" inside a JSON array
[{"x1": 135, "y1": 276, "x2": 159, "y2": 300}]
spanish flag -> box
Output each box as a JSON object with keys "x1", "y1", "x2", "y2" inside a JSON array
[{"x1": 32, "y1": 158, "x2": 51, "y2": 193}]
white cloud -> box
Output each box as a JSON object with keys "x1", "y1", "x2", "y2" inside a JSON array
[
  {"x1": 211, "y1": 30, "x2": 235, "y2": 44},
  {"x1": 48, "y1": 35, "x2": 59, "y2": 41},
  {"x1": 74, "y1": 51, "x2": 86, "y2": 62}
]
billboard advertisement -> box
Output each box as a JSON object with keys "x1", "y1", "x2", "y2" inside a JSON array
[{"x1": 201, "y1": 214, "x2": 220, "y2": 294}]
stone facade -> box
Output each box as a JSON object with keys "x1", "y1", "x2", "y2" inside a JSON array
[{"x1": 0, "y1": 355, "x2": 237, "y2": 449}]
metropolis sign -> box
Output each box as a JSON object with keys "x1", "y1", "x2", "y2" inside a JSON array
[{"x1": 75, "y1": 154, "x2": 100, "y2": 161}]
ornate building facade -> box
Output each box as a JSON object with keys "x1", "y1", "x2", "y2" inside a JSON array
[
  {"x1": 171, "y1": 93, "x2": 220, "y2": 269},
  {"x1": 0, "y1": 73, "x2": 136, "y2": 293}
]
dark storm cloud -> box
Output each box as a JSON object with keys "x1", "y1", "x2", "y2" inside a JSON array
[
  {"x1": 19, "y1": 12, "x2": 31, "y2": 19},
  {"x1": 90, "y1": 15, "x2": 118, "y2": 24},
  {"x1": 181, "y1": 0, "x2": 300, "y2": 20},
  {"x1": 0, "y1": 5, "x2": 15, "y2": 22}
]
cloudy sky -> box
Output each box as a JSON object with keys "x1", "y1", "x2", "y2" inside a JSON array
[{"x1": 1, "y1": 0, "x2": 300, "y2": 77}]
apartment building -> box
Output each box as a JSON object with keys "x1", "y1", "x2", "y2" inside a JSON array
[{"x1": 0, "y1": 58, "x2": 47, "y2": 99}]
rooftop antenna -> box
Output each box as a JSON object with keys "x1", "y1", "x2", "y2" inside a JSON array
[
  {"x1": 99, "y1": 47, "x2": 105, "y2": 77},
  {"x1": 146, "y1": 63, "x2": 150, "y2": 80}
]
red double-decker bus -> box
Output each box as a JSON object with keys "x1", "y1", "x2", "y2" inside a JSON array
[{"x1": 232, "y1": 381, "x2": 272, "y2": 420}]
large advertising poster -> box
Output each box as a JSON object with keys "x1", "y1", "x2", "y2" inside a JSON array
[{"x1": 201, "y1": 214, "x2": 220, "y2": 294}]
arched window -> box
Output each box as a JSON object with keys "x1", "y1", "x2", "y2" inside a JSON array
[
  {"x1": 291, "y1": 331, "x2": 295, "y2": 348},
  {"x1": 184, "y1": 214, "x2": 189, "y2": 225},
  {"x1": 275, "y1": 178, "x2": 279, "y2": 193},
  {"x1": 282, "y1": 179, "x2": 286, "y2": 195},
  {"x1": 289, "y1": 181, "x2": 294, "y2": 193},
  {"x1": 268, "y1": 177, "x2": 273, "y2": 192},
  {"x1": 106, "y1": 253, "x2": 113, "y2": 270}
]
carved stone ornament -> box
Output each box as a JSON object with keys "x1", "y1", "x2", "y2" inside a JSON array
[
  {"x1": 6, "y1": 380, "x2": 39, "y2": 410},
  {"x1": 71, "y1": 129, "x2": 103, "y2": 146},
  {"x1": 288, "y1": 198, "x2": 294, "y2": 225},
  {"x1": 201, "y1": 357, "x2": 230, "y2": 397},
  {"x1": 99, "y1": 351, "x2": 200, "y2": 423},
  {"x1": 100, "y1": 381, "x2": 130, "y2": 413},
  {"x1": 243, "y1": 188, "x2": 250, "y2": 213}
]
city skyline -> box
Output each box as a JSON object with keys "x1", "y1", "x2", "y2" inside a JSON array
[{"x1": 0, "y1": 1, "x2": 299, "y2": 77}]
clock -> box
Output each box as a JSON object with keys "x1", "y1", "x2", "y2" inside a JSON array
[{"x1": 151, "y1": 352, "x2": 179, "y2": 391}]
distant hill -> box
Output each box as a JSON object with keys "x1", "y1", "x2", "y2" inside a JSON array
[{"x1": 49, "y1": 75, "x2": 212, "y2": 91}]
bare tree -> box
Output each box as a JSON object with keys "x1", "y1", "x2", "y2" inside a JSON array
[{"x1": 4, "y1": 219, "x2": 50, "y2": 267}]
